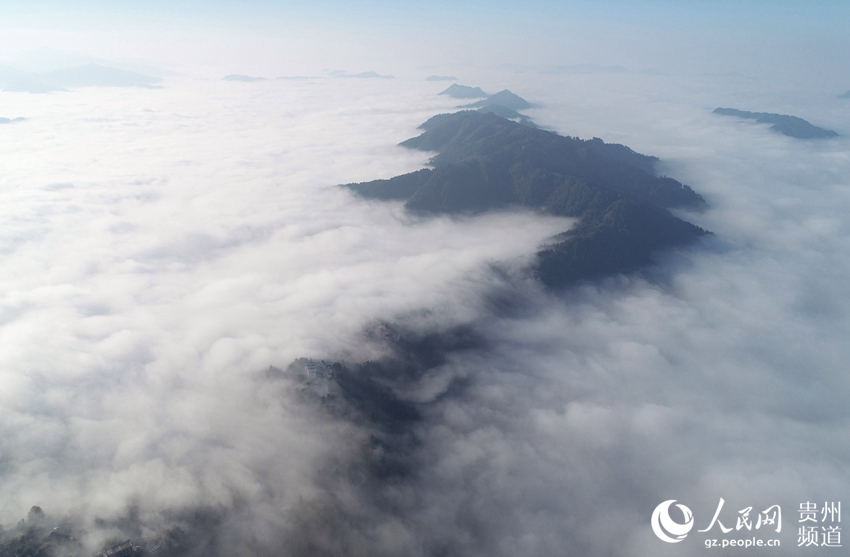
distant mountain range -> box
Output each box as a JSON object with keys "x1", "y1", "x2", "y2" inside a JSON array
[
  {"x1": 330, "y1": 70, "x2": 394, "y2": 79},
  {"x1": 439, "y1": 85, "x2": 537, "y2": 127},
  {"x1": 439, "y1": 84, "x2": 488, "y2": 99},
  {"x1": 223, "y1": 74, "x2": 267, "y2": 82},
  {"x1": 0, "y1": 63, "x2": 162, "y2": 93},
  {"x1": 545, "y1": 63, "x2": 629, "y2": 74},
  {"x1": 2, "y1": 47, "x2": 175, "y2": 78},
  {"x1": 0, "y1": 117, "x2": 26, "y2": 124},
  {"x1": 344, "y1": 110, "x2": 707, "y2": 288},
  {"x1": 223, "y1": 72, "x2": 395, "y2": 82},
  {"x1": 462, "y1": 89, "x2": 534, "y2": 111},
  {"x1": 713, "y1": 107, "x2": 838, "y2": 139},
  {"x1": 462, "y1": 89, "x2": 537, "y2": 127}
]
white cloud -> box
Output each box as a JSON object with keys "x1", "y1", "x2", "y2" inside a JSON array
[
  {"x1": 0, "y1": 65, "x2": 848, "y2": 556},
  {"x1": 0, "y1": 76, "x2": 571, "y2": 545},
  {"x1": 353, "y1": 71, "x2": 850, "y2": 557}
]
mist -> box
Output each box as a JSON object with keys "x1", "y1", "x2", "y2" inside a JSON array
[
  {"x1": 1, "y1": 2, "x2": 850, "y2": 556},
  {"x1": 0, "y1": 76, "x2": 579, "y2": 553}
]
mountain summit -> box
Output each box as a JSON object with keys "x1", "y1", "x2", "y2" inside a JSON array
[
  {"x1": 463, "y1": 89, "x2": 534, "y2": 111},
  {"x1": 438, "y1": 84, "x2": 488, "y2": 99},
  {"x1": 345, "y1": 111, "x2": 708, "y2": 287}
]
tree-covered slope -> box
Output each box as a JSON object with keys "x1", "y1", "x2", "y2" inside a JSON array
[
  {"x1": 713, "y1": 107, "x2": 838, "y2": 139},
  {"x1": 344, "y1": 110, "x2": 708, "y2": 287}
]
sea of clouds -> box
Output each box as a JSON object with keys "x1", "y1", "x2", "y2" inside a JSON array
[{"x1": 0, "y1": 69, "x2": 848, "y2": 556}]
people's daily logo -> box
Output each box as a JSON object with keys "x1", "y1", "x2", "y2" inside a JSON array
[
  {"x1": 651, "y1": 500, "x2": 695, "y2": 543},
  {"x1": 650, "y1": 499, "x2": 842, "y2": 549}
]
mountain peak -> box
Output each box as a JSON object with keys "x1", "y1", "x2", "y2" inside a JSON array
[
  {"x1": 438, "y1": 84, "x2": 488, "y2": 99},
  {"x1": 344, "y1": 110, "x2": 708, "y2": 287},
  {"x1": 464, "y1": 89, "x2": 534, "y2": 111}
]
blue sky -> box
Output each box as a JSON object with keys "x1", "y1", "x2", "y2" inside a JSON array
[
  {"x1": 2, "y1": 1, "x2": 848, "y2": 85},
  {"x1": 6, "y1": 0, "x2": 848, "y2": 24}
]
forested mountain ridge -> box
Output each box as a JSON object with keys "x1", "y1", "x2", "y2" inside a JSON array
[
  {"x1": 713, "y1": 107, "x2": 838, "y2": 139},
  {"x1": 345, "y1": 110, "x2": 708, "y2": 287}
]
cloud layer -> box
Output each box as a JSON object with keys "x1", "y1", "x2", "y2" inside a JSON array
[{"x1": 0, "y1": 69, "x2": 848, "y2": 556}]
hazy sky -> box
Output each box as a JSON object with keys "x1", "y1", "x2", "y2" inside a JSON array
[{"x1": 2, "y1": 1, "x2": 849, "y2": 86}]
